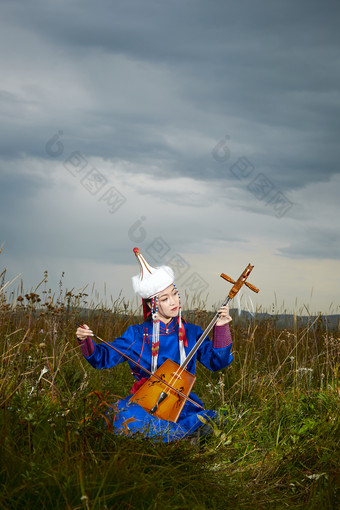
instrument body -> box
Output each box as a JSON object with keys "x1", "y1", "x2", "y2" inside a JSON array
[{"x1": 130, "y1": 359, "x2": 196, "y2": 423}]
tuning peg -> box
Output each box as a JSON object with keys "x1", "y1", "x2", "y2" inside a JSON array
[
  {"x1": 220, "y1": 273, "x2": 235, "y2": 284},
  {"x1": 245, "y1": 281, "x2": 260, "y2": 293}
]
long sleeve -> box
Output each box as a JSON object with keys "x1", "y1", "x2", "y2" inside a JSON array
[
  {"x1": 78, "y1": 320, "x2": 233, "y2": 376},
  {"x1": 81, "y1": 325, "x2": 138, "y2": 370}
]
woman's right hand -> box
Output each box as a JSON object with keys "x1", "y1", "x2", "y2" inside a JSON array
[{"x1": 76, "y1": 324, "x2": 94, "y2": 341}]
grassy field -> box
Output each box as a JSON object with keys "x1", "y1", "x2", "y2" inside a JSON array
[{"x1": 0, "y1": 269, "x2": 339, "y2": 509}]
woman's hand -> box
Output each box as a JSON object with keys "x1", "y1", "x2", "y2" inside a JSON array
[
  {"x1": 76, "y1": 324, "x2": 94, "y2": 341},
  {"x1": 216, "y1": 305, "x2": 232, "y2": 326}
]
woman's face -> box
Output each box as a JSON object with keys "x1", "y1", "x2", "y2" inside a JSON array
[{"x1": 156, "y1": 284, "x2": 180, "y2": 323}]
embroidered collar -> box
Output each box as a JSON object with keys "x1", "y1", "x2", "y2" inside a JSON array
[{"x1": 159, "y1": 317, "x2": 176, "y2": 330}]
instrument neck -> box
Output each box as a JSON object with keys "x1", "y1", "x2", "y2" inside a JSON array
[{"x1": 180, "y1": 296, "x2": 231, "y2": 369}]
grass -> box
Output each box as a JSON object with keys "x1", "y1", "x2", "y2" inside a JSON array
[{"x1": 0, "y1": 267, "x2": 339, "y2": 509}]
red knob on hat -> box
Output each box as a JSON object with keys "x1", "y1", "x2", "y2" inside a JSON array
[{"x1": 133, "y1": 247, "x2": 140, "y2": 254}]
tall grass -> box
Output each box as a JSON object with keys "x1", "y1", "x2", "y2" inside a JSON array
[{"x1": 0, "y1": 267, "x2": 339, "y2": 509}]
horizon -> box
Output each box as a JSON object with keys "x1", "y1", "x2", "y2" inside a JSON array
[{"x1": 1, "y1": 260, "x2": 338, "y2": 317}]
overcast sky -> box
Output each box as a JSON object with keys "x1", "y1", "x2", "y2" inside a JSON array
[{"x1": 1, "y1": 0, "x2": 339, "y2": 315}]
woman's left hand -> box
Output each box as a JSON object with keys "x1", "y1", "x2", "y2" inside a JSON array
[{"x1": 216, "y1": 305, "x2": 232, "y2": 326}]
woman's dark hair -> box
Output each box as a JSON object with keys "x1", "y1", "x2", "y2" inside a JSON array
[{"x1": 144, "y1": 298, "x2": 152, "y2": 321}]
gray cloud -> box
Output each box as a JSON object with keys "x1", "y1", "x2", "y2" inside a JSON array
[
  {"x1": 1, "y1": 0, "x2": 339, "y2": 188},
  {"x1": 278, "y1": 227, "x2": 340, "y2": 260}
]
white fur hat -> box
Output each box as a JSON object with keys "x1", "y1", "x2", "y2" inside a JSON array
[{"x1": 131, "y1": 247, "x2": 174, "y2": 299}]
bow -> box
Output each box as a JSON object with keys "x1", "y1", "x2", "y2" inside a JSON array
[{"x1": 77, "y1": 264, "x2": 259, "y2": 423}]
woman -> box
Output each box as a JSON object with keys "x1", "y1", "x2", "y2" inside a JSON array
[{"x1": 76, "y1": 247, "x2": 233, "y2": 442}]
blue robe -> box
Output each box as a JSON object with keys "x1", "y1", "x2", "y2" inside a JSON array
[{"x1": 84, "y1": 318, "x2": 233, "y2": 442}]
